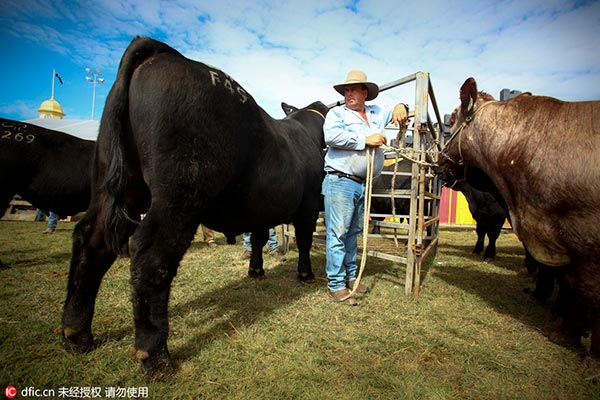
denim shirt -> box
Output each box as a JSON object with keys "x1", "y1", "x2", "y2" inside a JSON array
[{"x1": 323, "y1": 104, "x2": 394, "y2": 179}]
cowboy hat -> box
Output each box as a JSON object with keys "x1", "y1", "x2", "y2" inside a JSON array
[{"x1": 333, "y1": 70, "x2": 379, "y2": 101}]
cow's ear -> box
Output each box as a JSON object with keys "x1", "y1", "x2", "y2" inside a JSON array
[
  {"x1": 281, "y1": 102, "x2": 298, "y2": 116},
  {"x1": 460, "y1": 77, "x2": 477, "y2": 114}
]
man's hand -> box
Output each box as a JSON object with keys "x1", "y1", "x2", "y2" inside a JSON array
[
  {"x1": 365, "y1": 133, "x2": 387, "y2": 147},
  {"x1": 392, "y1": 103, "x2": 409, "y2": 126}
]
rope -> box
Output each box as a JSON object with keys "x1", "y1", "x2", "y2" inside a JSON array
[
  {"x1": 390, "y1": 148, "x2": 400, "y2": 248},
  {"x1": 338, "y1": 131, "x2": 439, "y2": 301},
  {"x1": 340, "y1": 146, "x2": 376, "y2": 301}
]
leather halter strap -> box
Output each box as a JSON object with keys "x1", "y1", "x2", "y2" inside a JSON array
[
  {"x1": 306, "y1": 108, "x2": 326, "y2": 120},
  {"x1": 444, "y1": 100, "x2": 495, "y2": 165}
]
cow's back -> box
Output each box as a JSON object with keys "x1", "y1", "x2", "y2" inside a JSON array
[{"x1": 99, "y1": 37, "x2": 326, "y2": 235}]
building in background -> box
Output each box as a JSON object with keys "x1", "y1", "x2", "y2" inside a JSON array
[{"x1": 37, "y1": 96, "x2": 65, "y2": 119}]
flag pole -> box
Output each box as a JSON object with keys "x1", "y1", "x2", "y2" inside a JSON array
[{"x1": 51, "y1": 68, "x2": 56, "y2": 99}]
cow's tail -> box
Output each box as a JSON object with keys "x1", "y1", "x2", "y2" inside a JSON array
[{"x1": 100, "y1": 36, "x2": 182, "y2": 253}]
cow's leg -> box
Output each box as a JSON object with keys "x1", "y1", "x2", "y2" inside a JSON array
[
  {"x1": 62, "y1": 207, "x2": 118, "y2": 353},
  {"x1": 552, "y1": 268, "x2": 588, "y2": 348},
  {"x1": 248, "y1": 229, "x2": 268, "y2": 278},
  {"x1": 532, "y1": 263, "x2": 556, "y2": 301},
  {"x1": 129, "y1": 206, "x2": 199, "y2": 380},
  {"x1": 0, "y1": 191, "x2": 14, "y2": 269},
  {"x1": 294, "y1": 217, "x2": 316, "y2": 283},
  {"x1": 523, "y1": 247, "x2": 537, "y2": 275},
  {"x1": 577, "y1": 260, "x2": 600, "y2": 357},
  {"x1": 371, "y1": 218, "x2": 382, "y2": 235},
  {"x1": 483, "y1": 218, "x2": 503, "y2": 260},
  {"x1": 473, "y1": 221, "x2": 485, "y2": 255},
  {"x1": 591, "y1": 318, "x2": 600, "y2": 357},
  {"x1": 0, "y1": 191, "x2": 12, "y2": 219}
]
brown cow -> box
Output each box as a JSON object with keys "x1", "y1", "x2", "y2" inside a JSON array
[{"x1": 439, "y1": 77, "x2": 600, "y2": 357}]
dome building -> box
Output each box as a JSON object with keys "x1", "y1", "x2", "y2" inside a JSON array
[{"x1": 37, "y1": 96, "x2": 66, "y2": 119}]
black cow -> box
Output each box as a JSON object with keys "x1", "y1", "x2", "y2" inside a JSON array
[
  {"x1": 444, "y1": 179, "x2": 507, "y2": 260},
  {"x1": 370, "y1": 160, "x2": 411, "y2": 234},
  {"x1": 61, "y1": 37, "x2": 329, "y2": 380},
  {"x1": 0, "y1": 118, "x2": 94, "y2": 268}
]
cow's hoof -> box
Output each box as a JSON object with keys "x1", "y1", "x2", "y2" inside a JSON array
[
  {"x1": 297, "y1": 272, "x2": 315, "y2": 283},
  {"x1": 548, "y1": 326, "x2": 582, "y2": 351},
  {"x1": 248, "y1": 268, "x2": 265, "y2": 279},
  {"x1": 139, "y1": 351, "x2": 173, "y2": 382},
  {"x1": 62, "y1": 326, "x2": 96, "y2": 353},
  {"x1": 225, "y1": 234, "x2": 237, "y2": 244}
]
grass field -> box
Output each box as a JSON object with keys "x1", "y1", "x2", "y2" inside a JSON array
[{"x1": 0, "y1": 220, "x2": 598, "y2": 399}]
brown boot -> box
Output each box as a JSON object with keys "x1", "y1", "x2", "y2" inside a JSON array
[
  {"x1": 269, "y1": 249, "x2": 286, "y2": 261},
  {"x1": 328, "y1": 288, "x2": 358, "y2": 306},
  {"x1": 241, "y1": 250, "x2": 252, "y2": 260},
  {"x1": 348, "y1": 280, "x2": 370, "y2": 293}
]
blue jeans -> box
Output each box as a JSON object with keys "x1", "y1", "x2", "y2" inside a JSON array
[
  {"x1": 322, "y1": 174, "x2": 365, "y2": 292},
  {"x1": 47, "y1": 211, "x2": 59, "y2": 231},
  {"x1": 243, "y1": 228, "x2": 279, "y2": 253}
]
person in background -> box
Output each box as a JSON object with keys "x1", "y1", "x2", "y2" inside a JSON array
[
  {"x1": 241, "y1": 228, "x2": 285, "y2": 260},
  {"x1": 38, "y1": 210, "x2": 59, "y2": 234},
  {"x1": 322, "y1": 70, "x2": 408, "y2": 305},
  {"x1": 201, "y1": 225, "x2": 218, "y2": 248}
]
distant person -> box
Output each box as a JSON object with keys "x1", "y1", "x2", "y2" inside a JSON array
[
  {"x1": 37, "y1": 210, "x2": 59, "y2": 234},
  {"x1": 201, "y1": 225, "x2": 217, "y2": 248},
  {"x1": 241, "y1": 228, "x2": 285, "y2": 260}
]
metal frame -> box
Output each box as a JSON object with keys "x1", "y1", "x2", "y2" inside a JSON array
[{"x1": 282, "y1": 72, "x2": 445, "y2": 295}]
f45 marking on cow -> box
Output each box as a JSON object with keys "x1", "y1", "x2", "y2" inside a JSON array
[{"x1": 208, "y1": 69, "x2": 248, "y2": 103}]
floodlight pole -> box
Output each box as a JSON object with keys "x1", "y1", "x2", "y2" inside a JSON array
[{"x1": 85, "y1": 67, "x2": 105, "y2": 120}]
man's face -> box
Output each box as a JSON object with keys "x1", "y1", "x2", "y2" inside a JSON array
[{"x1": 344, "y1": 84, "x2": 368, "y2": 111}]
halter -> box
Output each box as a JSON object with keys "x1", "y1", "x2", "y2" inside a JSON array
[
  {"x1": 440, "y1": 100, "x2": 494, "y2": 188},
  {"x1": 443, "y1": 100, "x2": 495, "y2": 166},
  {"x1": 306, "y1": 108, "x2": 326, "y2": 120}
]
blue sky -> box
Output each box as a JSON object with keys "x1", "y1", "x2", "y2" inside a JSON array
[{"x1": 0, "y1": 0, "x2": 599, "y2": 129}]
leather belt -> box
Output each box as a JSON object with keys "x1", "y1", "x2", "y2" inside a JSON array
[{"x1": 327, "y1": 170, "x2": 365, "y2": 184}]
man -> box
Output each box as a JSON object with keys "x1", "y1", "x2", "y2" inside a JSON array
[{"x1": 322, "y1": 70, "x2": 408, "y2": 305}]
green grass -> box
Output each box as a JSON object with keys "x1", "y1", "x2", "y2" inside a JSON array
[{"x1": 0, "y1": 221, "x2": 597, "y2": 399}]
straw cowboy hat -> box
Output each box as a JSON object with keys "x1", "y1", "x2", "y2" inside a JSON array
[{"x1": 333, "y1": 70, "x2": 380, "y2": 101}]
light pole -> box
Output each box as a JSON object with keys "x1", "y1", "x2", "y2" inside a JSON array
[{"x1": 85, "y1": 67, "x2": 105, "y2": 120}]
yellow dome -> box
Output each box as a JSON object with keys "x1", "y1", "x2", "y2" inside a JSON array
[{"x1": 37, "y1": 97, "x2": 65, "y2": 119}]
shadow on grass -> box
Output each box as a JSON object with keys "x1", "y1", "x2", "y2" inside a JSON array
[
  {"x1": 0, "y1": 247, "x2": 73, "y2": 269},
  {"x1": 167, "y1": 251, "x2": 327, "y2": 367},
  {"x1": 441, "y1": 242, "x2": 527, "y2": 273},
  {"x1": 433, "y1": 262, "x2": 578, "y2": 353}
]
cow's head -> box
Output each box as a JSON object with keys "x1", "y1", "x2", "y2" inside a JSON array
[{"x1": 438, "y1": 77, "x2": 495, "y2": 184}]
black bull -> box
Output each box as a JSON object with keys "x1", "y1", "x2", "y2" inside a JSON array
[
  {"x1": 61, "y1": 37, "x2": 329, "y2": 379},
  {"x1": 0, "y1": 118, "x2": 94, "y2": 268},
  {"x1": 0, "y1": 118, "x2": 93, "y2": 217}
]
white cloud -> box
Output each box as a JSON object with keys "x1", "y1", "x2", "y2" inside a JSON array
[{"x1": 1, "y1": 0, "x2": 599, "y2": 121}]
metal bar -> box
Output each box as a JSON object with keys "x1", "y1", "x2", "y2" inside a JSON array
[
  {"x1": 420, "y1": 237, "x2": 439, "y2": 262},
  {"x1": 423, "y1": 216, "x2": 440, "y2": 228},
  {"x1": 379, "y1": 73, "x2": 418, "y2": 92},
  {"x1": 427, "y1": 78, "x2": 445, "y2": 133},
  {"x1": 424, "y1": 192, "x2": 441, "y2": 200},
  {"x1": 361, "y1": 249, "x2": 408, "y2": 265}
]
